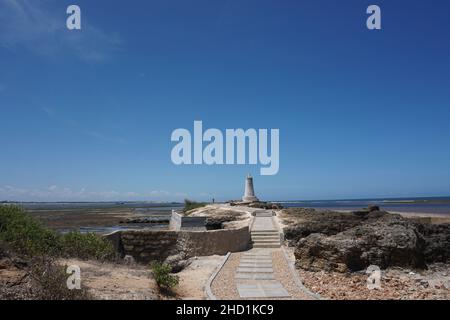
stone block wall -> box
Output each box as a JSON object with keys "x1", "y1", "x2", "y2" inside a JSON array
[
  {"x1": 179, "y1": 227, "x2": 250, "y2": 257},
  {"x1": 105, "y1": 226, "x2": 250, "y2": 263}
]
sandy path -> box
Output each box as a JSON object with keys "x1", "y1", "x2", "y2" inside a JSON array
[{"x1": 175, "y1": 255, "x2": 226, "y2": 299}]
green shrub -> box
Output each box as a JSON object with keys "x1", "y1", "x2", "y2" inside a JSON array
[
  {"x1": 60, "y1": 231, "x2": 115, "y2": 261},
  {"x1": 183, "y1": 199, "x2": 206, "y2": 213},
  {"x1": 0, "y1": 205, "x2": 115, "y2": 261},
  {"x1": 0, "y1": 205, "x2": 61, "y2": 256},
  {"x1": 150, "y1": 261, "x2": 179, "y2": 290}
]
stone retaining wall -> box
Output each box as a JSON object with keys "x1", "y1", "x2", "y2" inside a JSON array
[{"x1": 105, "y1": 226, "x2": 250, "y2": 263}]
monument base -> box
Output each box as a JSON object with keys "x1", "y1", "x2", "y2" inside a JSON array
[{"x1": 242, "y1": 196, "x2": 259, "y2": 202}]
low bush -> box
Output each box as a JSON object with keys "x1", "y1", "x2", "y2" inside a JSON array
[
  {"x1": 183, "y1": 199, "x2": 206, "y2": 213},
  {"x1": 60, "y1": 231, "x2": 115, "y2": 261},
  {"x1": 0, "y1": 205, "x2": 115, "y2": 261},
  {"x1": 0, "y1": 205, "x2": 61, "y2": 256},
  {"x1": 150, "y1": 261, "x2": 179, "y2": 290}
]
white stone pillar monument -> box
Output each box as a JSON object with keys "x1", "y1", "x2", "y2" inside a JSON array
[{"x1": 242, "y1": 174, "x2": 259, "y2": 202}]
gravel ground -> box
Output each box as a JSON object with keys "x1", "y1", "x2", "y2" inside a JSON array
[
  {"x1": 271, "y1": 250, "x2": 315, "y2": 300},
  {"x1": 211, "y1": 249, "x2": 316, "y2": 300},
  {"x1": 211, "y1": 252, "x2": 241, "y2": 299},
  {"x1": 298, "y1": 264, "x2": 450, "y2": 300}
]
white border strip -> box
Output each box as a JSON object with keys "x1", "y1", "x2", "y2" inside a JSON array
[
  {"x1": 204, "y1": 252, "x2": 231, "y2": 300},
  {"x1": 281, "y1": 246, "x2": 323, "y2": 300}
]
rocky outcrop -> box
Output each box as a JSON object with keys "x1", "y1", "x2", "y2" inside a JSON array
[
  {"x1": 164, "y1": 252, "x2": 191, "y2": 273},
  {"x1": 416, "y1": 223, "x2": 450, "y2": 263},
  {"x1": 247, "y1": 202, "x2": 283, "y2": 210},
  {"x1": 120, "y1": 217, "x2": 170, "y2": 224},
  {"x1": 283, "y1": 208, "x2": 390, "y2": 244},
  {"x1": 285, "y1": 207, "x2": 449, "y2": 272},
  {"x1": 294, "y1": 215, "x2": 426, "y2": 272}
]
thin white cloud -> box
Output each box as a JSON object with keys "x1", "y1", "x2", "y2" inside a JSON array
[
  {"x1": 41, "y1": 107, "x2": 54, "y2": 116},
  {"x1": 0, "y1": 0, "x2": 122, "y2": 62}
]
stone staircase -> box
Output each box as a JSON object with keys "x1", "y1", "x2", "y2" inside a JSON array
[
  {"x1": 250, "y1": 211, "x2": 281, "y2": 248},
  {"x1": 251, "y1": 230, "x2": 281, "y2": 248}
]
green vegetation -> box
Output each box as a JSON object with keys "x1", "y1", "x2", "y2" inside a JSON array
[
  {"x1": 0, "y1": 205, "x2": 61, "y2": 256},
  {"x1": 183, "y1": 199, "x2": 206, "y2": 213},
  {"x1": 60, "y1": 231, "x2": 115, "y2": 261},
  {"x1": 0, "y1": 205, "x2": 113, "y2": 300},
  {"x1": 0, "y1": 205, "x2": 115, "y2": 260},
  {"x1": 150, "y1": 261, "x2": 179, "y2": 290}
]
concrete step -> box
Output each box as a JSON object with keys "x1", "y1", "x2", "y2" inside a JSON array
[
  {"x1": 251, "y1": 232, "x2": 279, "y2": 236},
  {"x1": 236, "y1": 267, "x2": 273, "y2": 273},
  {"x1": 242, "y1": 252, "x2": 271, "y2": 257},
  {"x1": 239, "y1": 259, "x2": 273, "y2": 266},
  {"x1": 251, "y1": 235, "x2": 280, "y2": 240},
  {"x1": 235, "y1": 273, "x2": 275, "y2": 280},
  {"x1": 251, "y1": 234, "x2": 279, "y2": 238},
  {"x1": 253, "y1": 238, "x2": 280, "y2": 242},
  {"x1": 252, "y1": 243, "x2": 281, "y2": 248},
  {"x1": 237, "y1": 282, "x2": 290, "y2": 298},
  {"x1": 253, "y1": 241, "x2": 280, "y2": 248},
  {"x1": 254, "y1": 213, "x2": 273, "y2": 217},
  {"x1": 239, "y1": 263, "x2": 273, "y2": 268},
  {"x1": 240, "y1": 255, "x2": 272, "y2": 258}
]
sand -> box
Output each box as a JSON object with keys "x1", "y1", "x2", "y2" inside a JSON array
[{"x1": 57, "y1": 255, "x2": 224, "y2": 300}]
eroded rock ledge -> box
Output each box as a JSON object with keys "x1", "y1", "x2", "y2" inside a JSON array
[{"x1": 280, "y1": 208, "x2": 450, "y2": 272}]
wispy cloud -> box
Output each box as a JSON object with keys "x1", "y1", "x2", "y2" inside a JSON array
[
  {"x1": 0, "y1": 185, "x2": 187, "y2": 202},
  {"x1": 0, "y1": 0, "x2": 122, "y2": 62},
  {"x1": 41, "y1": 106, "x2": 54, "y2": 116}
]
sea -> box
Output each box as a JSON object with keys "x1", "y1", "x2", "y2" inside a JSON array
[
  {"x1": 276, "y1": 197, "x2": 450, "y2": 215},
  {"x1": 9, "y1": 197, "x2": 450, "y2": 234}
]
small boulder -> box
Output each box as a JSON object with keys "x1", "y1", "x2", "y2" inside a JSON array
[
  {"x1": 164, "y1": 253, "x2": 191, "y2": 273},
  {"x1": 123, "y1": 255, "x2": 136, "y2": 266}
]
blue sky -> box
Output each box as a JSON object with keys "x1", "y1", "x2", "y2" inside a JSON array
[{"x1": 1, "y1": 0, "x2": 450, "y2": 202}]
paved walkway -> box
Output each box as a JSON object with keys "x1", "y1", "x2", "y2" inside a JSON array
[
  {"x1": 209, "y1": 208, "x2": 319, "y2": 300},
  {"x1": 235, "y1": 211, "x2": 290, "y2": 298},
  {"x1": 235, "y1": 249, "x2": 290, "y2": 298}
]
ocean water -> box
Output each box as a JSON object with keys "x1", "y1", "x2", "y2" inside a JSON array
[
  {"x1": 18, "y1": 201, "x2": 183, "y2": 212},
  {"x1": 15, "y1": 201, "x2": 184, "y2": 234},
  {"x1": 277, "y1": 197, "x2": 450, "y2": 215},
  {"x1": 8, "y1": 198, "x2": 450, "y2": 234}
]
